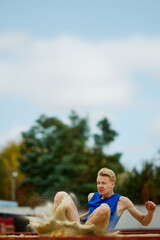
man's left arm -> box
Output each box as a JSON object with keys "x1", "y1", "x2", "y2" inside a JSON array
[
  {"x1": 119, "y1": 197, "x2": 156, "y2": 226},
  {"x1": 128, "y1": 199, "x2": 156, "y2": 226}
]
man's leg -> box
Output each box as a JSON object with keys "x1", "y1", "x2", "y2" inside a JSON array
[
  {"x1": 54, "y1": 191, "x2": 79, "y2": 221},
  {"x1": 85, "y1": 203, "x2": 110, "y2": 234}
]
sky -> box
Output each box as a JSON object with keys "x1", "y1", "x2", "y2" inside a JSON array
[{"x1": 0, "y1": 0, "x2": 160, "y2": 170}]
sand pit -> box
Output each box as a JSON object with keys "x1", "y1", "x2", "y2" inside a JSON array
[{"x1": 1, "y1": 197, "x2": 160, "y2": 239}]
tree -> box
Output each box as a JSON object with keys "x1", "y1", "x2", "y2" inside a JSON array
[
  {"x1": 94, "y1": 118, "x2": 118, "y2": 150},
  {"x1": 18, "y1": 111, "x2": 124, "y2": 206},
  {"x1": 119, "y1": 150, "x2": 160, "y2": 204},
  {"x1": 0, "y1": 142, "x2": 23, "y2": 200}
]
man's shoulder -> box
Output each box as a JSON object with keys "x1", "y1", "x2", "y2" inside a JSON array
[
  {"x1": 118, "y1": 196, "x2": 134, "y2": 208},
  {"x1": 88, "y1": 192, "x2": 95, "y2": 201},
  {"x1": 117, "y1": 196, "x2": 134, "y2": 215}
]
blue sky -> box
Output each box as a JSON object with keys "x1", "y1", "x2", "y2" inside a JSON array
[
  {"x1": 0, "y1": 0, "x2": 160, "y2": 170},
  {"x1": 1, "y1": 0, "x2": 160, "y2": 38}
]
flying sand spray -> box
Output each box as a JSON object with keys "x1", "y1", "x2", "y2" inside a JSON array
[{"x1": 29, "y1": 195, "x2": 98, "y2": 237}]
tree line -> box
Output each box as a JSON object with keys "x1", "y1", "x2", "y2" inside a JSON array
[{"x1": 0, "y1": 111, "x2": 159, "y2": 207}]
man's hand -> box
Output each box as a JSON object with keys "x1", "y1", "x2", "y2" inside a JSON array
[{"x1": 145, "y1": 201, "x2": 156, "y2": 213}]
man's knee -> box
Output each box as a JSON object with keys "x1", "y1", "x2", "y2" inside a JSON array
[
  {"x1": 98, "y1": 203, "x2": 110, "y2": 218},
  {"x1": 54, "y1": 191, "x2": 69, "y2": 204}
]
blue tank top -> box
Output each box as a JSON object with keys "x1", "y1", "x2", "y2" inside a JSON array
[{"x1": 84, "y1": 192, "x2": 121, "y2": 232}]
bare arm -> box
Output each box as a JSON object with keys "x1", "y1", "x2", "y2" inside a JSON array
[
  {"x1": 79, "y1": 193, "x2": 94, "y2": 220},
  {"x1": 119, "y1": 197, "x2": 156, "y2": 226},
  {"x1": 79, "y1": 211, "x2": 89, "y2": 220}
]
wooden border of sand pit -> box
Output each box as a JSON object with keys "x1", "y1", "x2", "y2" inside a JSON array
[{"x1": 1, "y1": 230, "x2": 160, "y2": 240}]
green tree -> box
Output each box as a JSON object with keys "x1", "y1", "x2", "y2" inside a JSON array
[
  {"x1": 0, "y1": 142, "x2": 23, "y2": 200},
  {"x1": 119, "y1": 151, "x2": 160, "y2": 204},
  {"x1": 94, "y1": 118, "x2": 118, "y2": 150},
  {"x1": 18, "y1": 111, "x2": 124, "y2": 206}
]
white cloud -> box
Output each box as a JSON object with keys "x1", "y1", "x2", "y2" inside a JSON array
[
  {"x1": 0, "y1": 34, "x2": 141, "y2": 114},
  {"x1": 0, "y1": 34, "x2": 160, "y2": 156},
  {"x1": 0, "y1": 33, "x2": 159, "y2": 111}
]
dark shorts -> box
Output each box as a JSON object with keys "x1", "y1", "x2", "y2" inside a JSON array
[{"x1": 80, "y1": 219, "x2": 87, "y2": 224}]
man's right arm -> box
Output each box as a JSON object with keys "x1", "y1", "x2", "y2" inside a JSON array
[
  {"x1": 79, "y1": 211, "x2": 89, "y2": 220},
  {"x1": 79, "y1": 193, "x2": 94, "y2": 220}
]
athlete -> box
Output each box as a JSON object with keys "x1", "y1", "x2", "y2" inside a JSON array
[{"x1": 53, "y1": 168, "x2": 156, "y2": 234}]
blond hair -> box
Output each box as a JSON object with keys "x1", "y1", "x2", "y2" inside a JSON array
[{"x1": 97, "y1": 168, "x2": 116, "y2": 183}]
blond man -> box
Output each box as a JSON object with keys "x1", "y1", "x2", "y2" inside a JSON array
[{"x1": 54, "y1": 168, "x2": 156, "y2": 234}]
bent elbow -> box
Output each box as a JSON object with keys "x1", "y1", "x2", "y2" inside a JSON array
[
  {"x1": 141, "y1": 218, "x2": 151, "y2": 226},
  {"x1": 140, "y1": 216, "x2": 150, "y2": 226},
  {"x1": 141, "y1": 222, "x2": 149, "y2": 226}
]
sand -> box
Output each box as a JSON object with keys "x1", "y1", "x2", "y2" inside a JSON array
[{"x1": 29, "y1": 196, "x2": 107, "y2": 237}]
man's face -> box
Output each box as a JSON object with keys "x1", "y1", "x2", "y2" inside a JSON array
[{"x1": 97, "y1": 175, "x2": 115, "y2": 196}]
